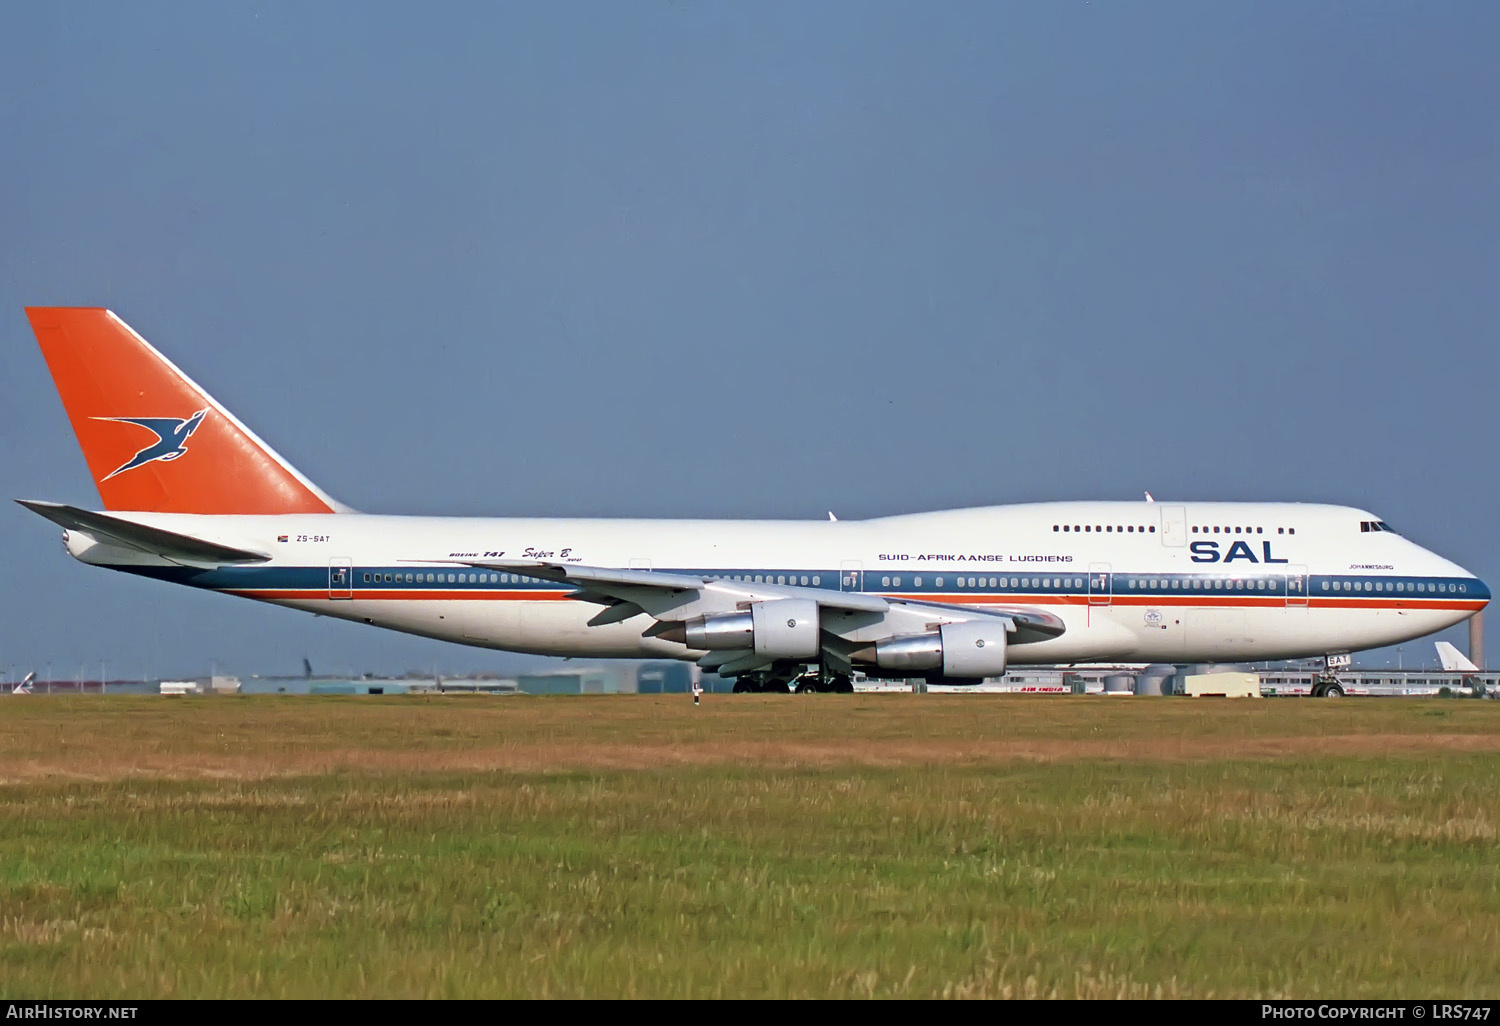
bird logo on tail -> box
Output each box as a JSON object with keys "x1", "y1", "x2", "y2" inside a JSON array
[{"x1": 94, "y1": 409, "x2": 208, "y2": 480}]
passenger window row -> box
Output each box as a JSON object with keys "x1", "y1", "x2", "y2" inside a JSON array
[
  {"x1": 1321, "y1": 579, "x2": 1465, "y2": 594},
  {"x1": 1054, "y1": 524, "x2": 1154, "y2": 533},
  {"x1": 361, "y1": 572, "x2": 535, "y2": 584},
  {"x1": 1191, "y1": 525, "x2": 1298, "y2": 535},
  {"x1": 1052, "y1": 523, "x2": 1301, "y2": 536},
  {"x1": 879, "y1": 576, "x2": 1089, "y2": 590},
  {"x1": 705, "y1": 574, "x2": 821, "y2": 586},
  {"x1": 1124, "y1": 576, "x2": 1281, "y2": 591}
]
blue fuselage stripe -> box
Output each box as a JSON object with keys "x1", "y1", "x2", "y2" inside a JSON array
[{"x1": 114, "y1": 564, "x2": 1490, "y2": 604}]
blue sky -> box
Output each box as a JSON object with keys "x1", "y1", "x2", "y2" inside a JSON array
[{"x1": 2, "y1": 2, "x2": 1496, "y2": 680}]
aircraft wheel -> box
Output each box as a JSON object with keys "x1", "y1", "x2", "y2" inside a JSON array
[
  {"x1": 827, "y1": 673, "x2": 854, "y2": 694},
  {"x1": 732, "y1": 679, "x2": 753, "y2": 694},
  {"x1": 1310, "y1": 683, "x2": 1325, "y2": 698},
  {"x1": 1323, "y1": 683, "x2": 1344, "y2": 698}
]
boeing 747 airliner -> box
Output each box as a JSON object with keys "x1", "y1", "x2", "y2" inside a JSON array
[{"x1": 19, "y1": 308, "x2": 1489, "y2": 694}]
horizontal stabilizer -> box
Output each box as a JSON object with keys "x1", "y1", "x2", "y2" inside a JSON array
[
  {"x1": 16, "y1": 500, "x2": 270, "y2": 565},
  {"x1": 1435, "y1": 641, "x2": 1479, "y2": 673}
]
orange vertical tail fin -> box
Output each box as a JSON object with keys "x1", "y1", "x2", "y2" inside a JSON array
[{"x1": 24, "y1": 307, "x2": 342, "y2": 515}]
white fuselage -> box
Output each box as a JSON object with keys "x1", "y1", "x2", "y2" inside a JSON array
[{"x1": 67, "y1": 500, "x2": 1487, "y2": 666}]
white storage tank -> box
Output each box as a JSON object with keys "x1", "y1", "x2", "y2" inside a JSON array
[{"x1": 1135, "y1": 664, "x2": 1176, "y2": 696}]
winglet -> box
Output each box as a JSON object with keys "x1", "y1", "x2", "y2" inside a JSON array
[{"x1": 24, "y1": 308, "x2": 346, "y2": 514}]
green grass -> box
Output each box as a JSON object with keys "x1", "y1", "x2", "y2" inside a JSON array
[{"x1": 1, "y1": 695, "x2": 1498, "y2": 997}]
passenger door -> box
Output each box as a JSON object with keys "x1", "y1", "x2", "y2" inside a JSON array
[
  {"x1": 328, "y1": 557, "x2": 353, "y2": 600},
  {"x1": 1088, "y1": 563, "x2": 1112, "y2": 606},
  {"x1": 840, "y1": 560, "x2": 862, "y2": 593},
  {"x1": 1160, "y1": 506, "x2": 1187, "y2": 547},
  {"x1": 1286, "y1": 565, "x2": 1308, "y2": 607}
]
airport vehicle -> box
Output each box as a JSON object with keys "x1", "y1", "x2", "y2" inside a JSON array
[{"x1": 18, "y1": 308, "x2": 1489, "y2": 693}]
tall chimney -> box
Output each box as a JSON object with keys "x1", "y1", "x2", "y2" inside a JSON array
[{"x1": 1469, "y1": 611, "x2": 1485, "y2": 670}]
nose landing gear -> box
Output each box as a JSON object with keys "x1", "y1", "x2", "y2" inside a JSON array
[{"x1": 1313, "y1": 653, "x2": 1350, "y2": 697}]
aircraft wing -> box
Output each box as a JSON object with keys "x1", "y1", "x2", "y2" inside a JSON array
[
  {"x1": 444, "y1": 557, "x2": 1065, "y2": 673},
  {"x1": 452, "y1": 559, "x2": 891, "y2": 612},
  {"x1": 16, "y1": 500, "x2": 271, "y2": 565}
]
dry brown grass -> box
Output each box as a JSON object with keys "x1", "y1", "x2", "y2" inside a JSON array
[{"x1": 0, "y1": 693, "x2": 1495, "y2": 782}]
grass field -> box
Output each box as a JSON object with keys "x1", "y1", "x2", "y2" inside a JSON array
[{"x1": 2, "y1": 694, "x2": 1498, "y2": 998}]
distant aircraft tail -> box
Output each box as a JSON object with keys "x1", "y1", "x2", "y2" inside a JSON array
[
  {"x1": 24, "y1": 308, "x2": 344, "y2": 515},
  {"x1": 1435, "y1": 641, "x2": 1479, "y2": 673}
]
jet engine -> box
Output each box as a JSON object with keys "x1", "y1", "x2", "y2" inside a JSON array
[
  {"x1": 661, "y1": 599, "x2": 821, "y2": 660},
  {"x1": 852, "y1": 620, "x2": 1009, "y2": 679}
]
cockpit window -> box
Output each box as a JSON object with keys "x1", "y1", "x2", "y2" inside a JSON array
[{"x1": 1359, "y1": 520, "x2": 1398, "y2": 534}]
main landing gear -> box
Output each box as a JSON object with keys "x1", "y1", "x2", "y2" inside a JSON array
[
  {"x1": 730, "y1": 669, "x2": 855, "y2": 694},
  {"x1": 731, "y1": 673, "x2": 792, "y2": 694},
  {"x1": 793, "y1": 670, "x2": 854, "y2": 694}
]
